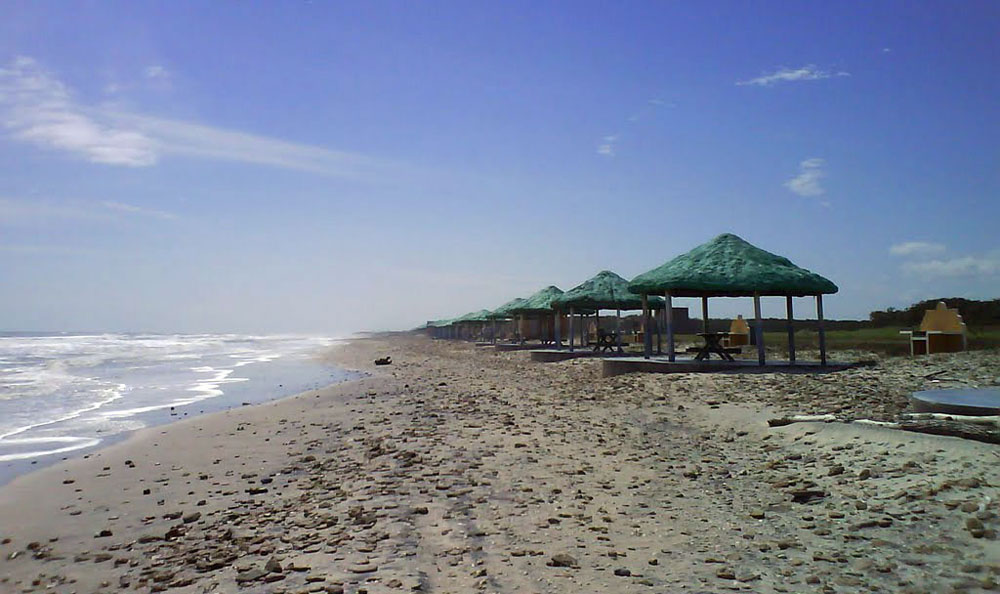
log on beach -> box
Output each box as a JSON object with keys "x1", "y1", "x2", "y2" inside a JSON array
[
  {"x1": 767, "y1": 414, "x2": 1000, "y2": 445},
  {"x1": 897, "y1": 419, "x2": 1000, "y2": 445}
]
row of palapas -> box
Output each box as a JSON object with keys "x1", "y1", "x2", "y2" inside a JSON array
[{"x1": 419, "y1": 233, "x2": 839, "y2": 359}]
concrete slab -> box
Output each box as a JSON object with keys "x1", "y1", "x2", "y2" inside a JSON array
[
  {"x1": 529, "y1": 349, "x2": 600, "y2": 362},
  {"x1": 909, "y1": 389, "x2": 1000, "y2": 416},
  {"x1": 601, "y1": 356, "x2": 865, "y2": 378},
  {"x1": 494, "y1": 343, "x2": 543, "y2": 352}
]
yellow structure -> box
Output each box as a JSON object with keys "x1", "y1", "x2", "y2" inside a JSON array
[
  {"x1": 901, "y1": 302, "x2": 967, "y2": 355},
  {"x1": 722, "y1": 315, "x2": 750, "y2": 347}
]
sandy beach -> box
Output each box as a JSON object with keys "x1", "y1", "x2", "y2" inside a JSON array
[{"x1": 1, "y1": 335, "x2": 998, "y2": 593}]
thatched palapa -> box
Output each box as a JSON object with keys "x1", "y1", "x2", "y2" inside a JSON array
[
  {"x1": 628, "y1": 233, "x2": 838, "y2": 365},
  {"x1": 552, "y1": 270, "x2": 663, "y2": 352},
  {"x1": 629, "y1": 234, "x2": 837, "y2": 297}
]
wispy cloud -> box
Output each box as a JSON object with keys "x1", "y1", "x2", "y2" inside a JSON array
[
  {"x1": 902, "y1": 254, "x2": 1000, "y2": 277},
  {"x1": 597, "y1": 97, "x2": 672, "y2": 157},
  {"x1": 784, "y1": 158, "x2": 827, "y2": 200},
  {"x1": 596, "y1": 135, "x2": 618, "y2": 157},
  {"x1": 0, "y1": 57, "x2": 157, "y2": 166},
  {"x1": 0, "y1": 56, "x2": 377, "y2": 176},
  {"x1": 144, "y1": 65, "x2": 169, "y2": 80},
  {"x1": 0, "y1": 197, "x2": 178, "y2": 223},
  {"x1": 737, "y1": 65, "x2": 849, "y2": 87},
  {"x1": 889, "y1": 241, "x2": 946, "y2": 257},
  {"x1": 101, "y1": 200, "x2": 177, "y2": 220}
]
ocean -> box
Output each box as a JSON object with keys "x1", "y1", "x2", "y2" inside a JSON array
[{"x1": 0, "y1": 332, "x2": 359, "y2": 485}]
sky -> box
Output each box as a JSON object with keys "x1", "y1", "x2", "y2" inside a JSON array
[{"x1": 1, "y1": 1, "x2": 998, "y2": 335}]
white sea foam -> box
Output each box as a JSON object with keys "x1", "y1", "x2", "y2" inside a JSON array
[{"x1": 0, "y1": 333, "x2": 342, "y2": 465}]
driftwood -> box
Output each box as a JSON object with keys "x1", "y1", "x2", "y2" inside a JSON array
[
  {"x1": 767, "y1": 414, "x2": 1000, "y2": 445},
  {"x1": 767, "y1": 414, "x2": 838, "y2": 427},
  {"x1": 897, "y1": 419, "x2": 1000, "y2": 444},
  {"x1": 900, "y1": 413, "x2": 1000, "y2": 428}
]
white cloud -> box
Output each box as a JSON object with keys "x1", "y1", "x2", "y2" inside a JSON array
[
  {"x1": 144, "y1": 65, "x2": 169, "y2": 79},
  {"x1": 902, "y1": 254, "x2": 1000, "y2": 278},
  {"x1": 889, "y1": 241, "x2": 946, "y2": 257},
  {"x1": 0, "y1": 57, "x2": 158, "y2": 166},
  {"x1": 737, "y1": 65, "x2": 850, "y2": 87},
  {"x1": 0, "y1": 197, "x2": 177, "y2": 223},
  {"x1": 784, "y1": 158, "x2": 826, "y2": 198},
  {"x1": 101, "y1": 201, "x2": 177, "y2": 220},
  {"x1": 0, "y1": 197, "x2": 96, "y2": 221},
  {"x1": 596, "y1": 134, "x2": 618, "y2": 157},
  {"x1": 0, "y1": 56, "x2": 376, "y2": 176}
]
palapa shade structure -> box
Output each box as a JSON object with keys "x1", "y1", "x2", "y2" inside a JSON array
[
  {"x1": 487, "y1": 297, "x2": 527, "y2": 319},
  {"x1": 628, "y1": 233, "x2": 838, "y2": 365},
  {"x1": 509, "y1": 286, "x2": 565, "y2": 345},
  {"x1": 485, "y1": 297, "x2": 528, "y2": 344},
  {"x1": 552, "y1": 270, "x2": 664, "y2": 352},
  {"x1": 452, "y1": 309, "x2": 492, "y2": 341}
]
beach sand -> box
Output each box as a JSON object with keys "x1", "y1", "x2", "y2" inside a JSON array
[{"x1": 1, "y1": 335, "x2": 997, "y2": 593}]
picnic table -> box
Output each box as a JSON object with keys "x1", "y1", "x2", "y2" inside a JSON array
[
  {"x1": 693, "y1": 332, "x2": 736, "y2": 361},
  {"x1": 593, "y1": 329, "x2": 623, "y2": 353}
]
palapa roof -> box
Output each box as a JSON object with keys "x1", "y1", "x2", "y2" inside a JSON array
[
  {"x1": 552, "y1": 270, "x2": 665, "y2": 311},
  {"x1": 508, "y1": 286, "x2": 564, "y2": 315},
  {"x1": 628, "y1": 233, "x2": 839, "y2": 297},
  {"x1": 454, "y1": 309, "x2": 492, "y2": 323},
  {"x1": 486, "y1": 297, "x2": 528, "y2": 319}
]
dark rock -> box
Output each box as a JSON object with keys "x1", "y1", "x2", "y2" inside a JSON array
[
  {"x1": 548, "y1": 553, "x2": 578, "y2": 568},
  {"x1": 235, "y1": 568, "x2": 267, "y2": 583},
  {"x1": 265, "y1": 557, "x2": 282, "y2": 573}
]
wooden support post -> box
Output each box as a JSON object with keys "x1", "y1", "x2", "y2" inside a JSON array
[
  {"x1": 616, "y1": 308, "x2": 622, "y2": 353},
  {"x1": 702, "y1": 296, "x2": 709, "y2": 334},
  {"x1": 655, "y1": 305, "x2": 662, "y2": 355},
  {"x1": 595, "y1": 310, "x2": 600, "y2": 351},
  {"x1": 554, "y1": 310, "x2": 561, "y2": 349},
  {"x1": 666, "y1": 292, "x2": 675, "y2": 362},
  {"x1": 754, "y1": 292, "x2": 765, "y2": 366},
  {"x1": 642, "y1": 294, "x2": 652, "y2": 359},
  {"x1": 817, "y1": 294, "x2": 827, "y2": 366},
  {"x1": 569, "y1": 307, "x2": 575, "y2": 352},
  {"x1": 785, "y1": 296, "x2": 795, "y2": 364}
]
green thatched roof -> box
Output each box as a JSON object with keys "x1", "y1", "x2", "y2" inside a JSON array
[
  {"x1": 509, "y1": 286, "x2": 564, "y2": 315},
  {"x1": 628, "y1": 233, "x2": 839, "y2": 297},
  {"x1": 487, "y1": 297, "x2": 527, "y2": 319},
  {"x1": 428, "y1": 318, "x2": 454, "y2": 328},
  {"x1": 454, "y1": 309, "x2": 492, "y2": 323},
  {"x1": 552, "y1": 270, "x2": 665, "y2": 311}
]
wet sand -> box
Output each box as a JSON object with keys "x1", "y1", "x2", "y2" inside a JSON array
[{"x1": 1, "y1": 335, "x2": 997, "y2": 593}]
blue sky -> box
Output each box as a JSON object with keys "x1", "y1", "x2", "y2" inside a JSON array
[{"x1": 1, "y1": 1, "x2": 997, "y2": 334}]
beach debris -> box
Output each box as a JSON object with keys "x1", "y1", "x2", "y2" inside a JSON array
[
  {"x1": 768, "y1": 413, "x2": 1000, "y2": 444},
  {"x1": 374, "y1": 356, "x2": 392, "y2": 366},
  {"x1": 548, "y1": 553, "x2": 578, "y2": 568}
]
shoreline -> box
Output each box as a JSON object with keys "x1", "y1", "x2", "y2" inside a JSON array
[
  {"x1": 0, "y1": 341, "x2": 359, "y2": 488},
  {"x1": 1, "y1": 335, "x2": 997, "y2": 593}
]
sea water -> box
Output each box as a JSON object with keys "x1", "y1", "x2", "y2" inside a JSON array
[{"x1": 0, "y1": 333, "x2": 359, "y2": 485}]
